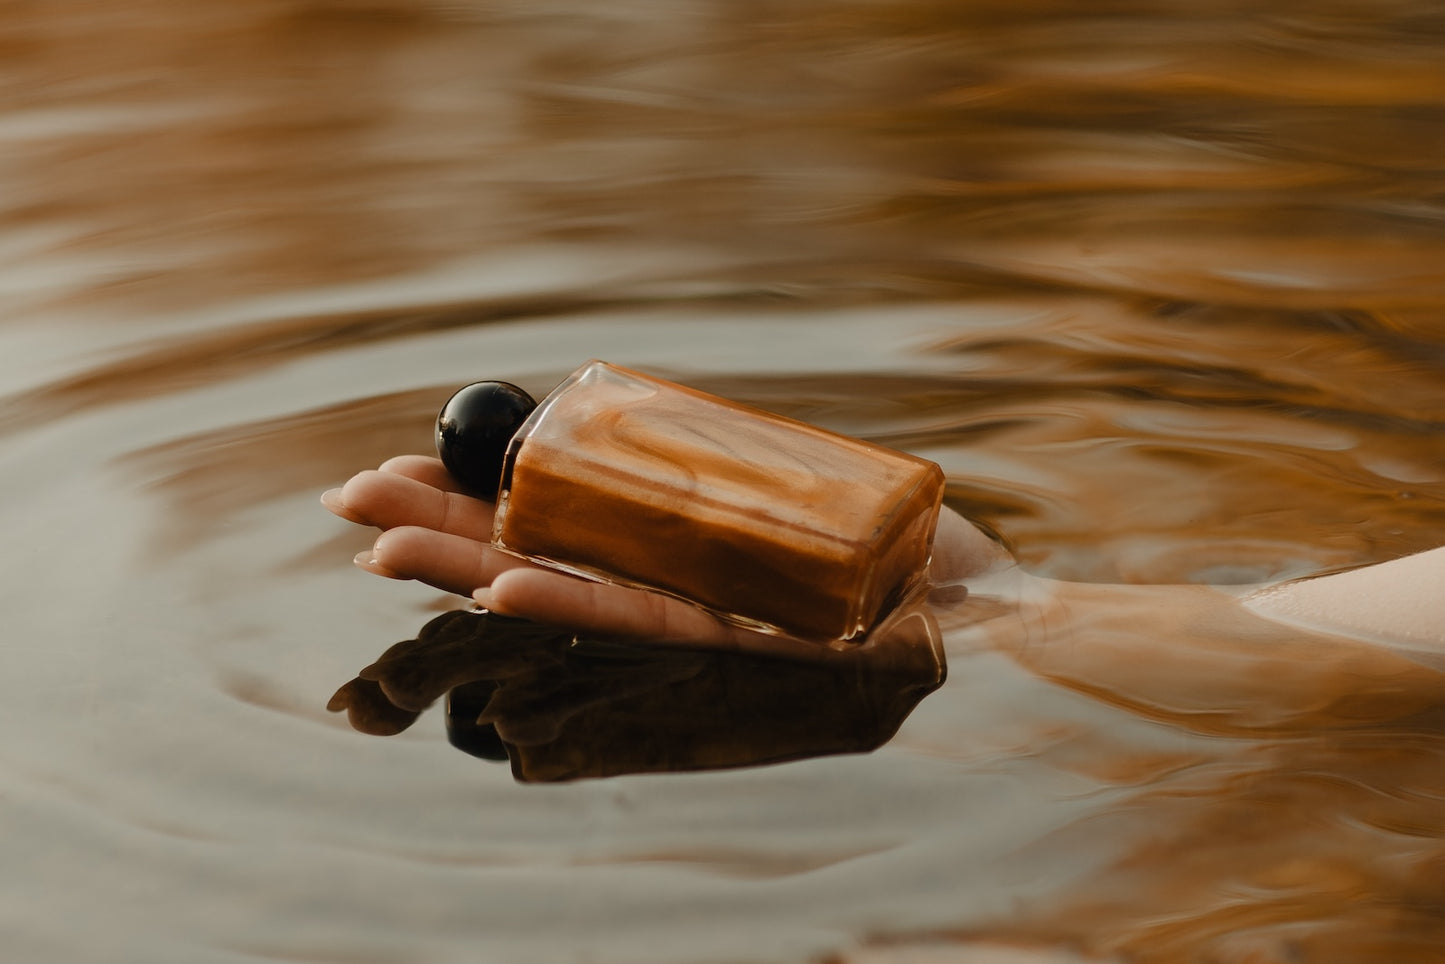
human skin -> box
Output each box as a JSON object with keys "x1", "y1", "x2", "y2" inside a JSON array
[
  {"x1": 1242, "y1": 547, "x2": 1445, "y2": 649},
  {"x1": 322, "y1": 455, "x2": 1445, "y2": 727},
  {"x1": 322, "y1": 455, "x2": 1008, "y2": 650}
]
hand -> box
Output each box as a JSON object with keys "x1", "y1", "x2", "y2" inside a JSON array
[
  {"x1": 319, "y1": 456, "x2": 791, "y2": 652},
  {"x1": 322, "y1": 454, "x2": 1009, "y2": 654},
  {"x1": 323, "y1": 454, "x2": 756, "y2": 649}
]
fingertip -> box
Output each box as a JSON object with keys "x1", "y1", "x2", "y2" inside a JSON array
[
  {"x1": 320, "y1": 486, "x2": 368, "y2": 525},
  {"x1": 338, "y1": 469, "x2": 386, "y2": 509},
  {"x1": 472, "y1": 586, "x2": 517, "y2": 617},
  {"x1": 354, "y1": 549, "x2": 405, "y2": 579},
  {"x1": 378, "y1": 454, "x2": 442, "y2": 474},
  {"x1": 485, "y1": 566, "x2": 535, "y2": 600}
]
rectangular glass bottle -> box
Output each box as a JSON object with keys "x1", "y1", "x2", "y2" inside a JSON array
[{"x1": 492, "y1": 361, "x2": 944, "y2": 646}]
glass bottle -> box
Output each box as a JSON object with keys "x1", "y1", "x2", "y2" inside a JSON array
[{"x1": 490, "y1": 360, "x2": 944, "y2": 647}]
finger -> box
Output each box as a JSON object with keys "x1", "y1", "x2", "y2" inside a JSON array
[
  {"x1": 377, "y1": 455, "x2": 468, "y2": 494},
  {"x1": 362, "y1": 526, "x2": 532, "y2": 597},
  {"x1": 320, "y1": 456, "x2": 472, "y2": 524},
  {"x1": 335, "y1": 470, "x2": 496, "y2": 540},
  {"x1": 319, "y1": 487, "x2": 368, "y2": 525},
  {"x1": 326, "y1": 677, "x2": 424, "y2": 736},
  {"x1": 356, "y1": 612, "x2": 572, "y2": 711},
  {"x1": 480, "y1": 659, "x2": 703, "y2": 745},
  {"x1": 476, "y1": 568, "x2": 761, "y2": 650},
  {"x1": 480, "y1": 677, "x2": 639, "y2": 745}
]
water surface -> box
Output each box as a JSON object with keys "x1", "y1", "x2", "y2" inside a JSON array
[{"x1": 3, "y1": 2, "x2": 1444, "y2": 961}]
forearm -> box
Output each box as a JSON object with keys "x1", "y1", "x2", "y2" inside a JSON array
[
  {"x1": 949, "y1": 561, "x2": 1445, "y2": 735},
  {"x1": 1242, "y1": 547, "x2": 1445, "y2": 650}
]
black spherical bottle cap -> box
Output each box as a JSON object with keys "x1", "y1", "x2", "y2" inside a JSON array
[{"x1": 436, "y1": 381, "x2": 537, "y2": 499}]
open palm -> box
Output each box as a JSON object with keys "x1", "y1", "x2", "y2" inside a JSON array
[
  {"x1": 323, "y1": 455, "x2": 794, "y2": 651},
  {"x1": 322, "y1": 454, "x2": 1007, "y2": 653}
]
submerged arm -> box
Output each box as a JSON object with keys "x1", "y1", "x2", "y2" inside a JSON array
[
  {"x1": 956, "y1": 548, "x2": 1445, "y2": 735},
  {"x1": 1242, "y1": 547, "x2": 1445, "y2": 649}
]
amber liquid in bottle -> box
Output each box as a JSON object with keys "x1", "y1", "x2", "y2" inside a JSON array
[{"x1": 493, "y1": 361, "x2": 944, "y2": 646}]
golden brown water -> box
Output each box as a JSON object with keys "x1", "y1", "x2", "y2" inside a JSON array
[{"x1": 3, "y1": 2, "x2": 1444, "y2": 961}]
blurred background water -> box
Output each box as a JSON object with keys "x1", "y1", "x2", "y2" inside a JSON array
[{"x1": 2, "y1": 1, "x2": 1444, "y2": 961}]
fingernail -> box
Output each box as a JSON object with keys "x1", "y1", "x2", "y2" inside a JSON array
[
  {"x1": 322, "y1": 488, "x2": 368, "y2": 524},
  {"x1": 354, "y1": 551, "x2": 402, "y2": 579},
  {"x1": 472, "y1": 588, "x2": 515, "y2": 615}
]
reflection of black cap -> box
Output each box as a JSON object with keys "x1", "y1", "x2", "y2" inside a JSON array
[{"x1": 445, "y1": 681, "x2": 508, "y2": 761}]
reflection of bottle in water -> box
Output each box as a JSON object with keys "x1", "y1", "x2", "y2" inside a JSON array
[{"x1": 444, "y1": 360, "x2": 945, "y2": 645}]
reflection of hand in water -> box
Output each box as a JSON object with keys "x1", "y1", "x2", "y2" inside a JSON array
[
  {"x1": 328, "y1": 599, "x2": 945, "y2": 782},
  {"x1": 322, "y1": 454, "x2": 957, "y2": 780}
]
